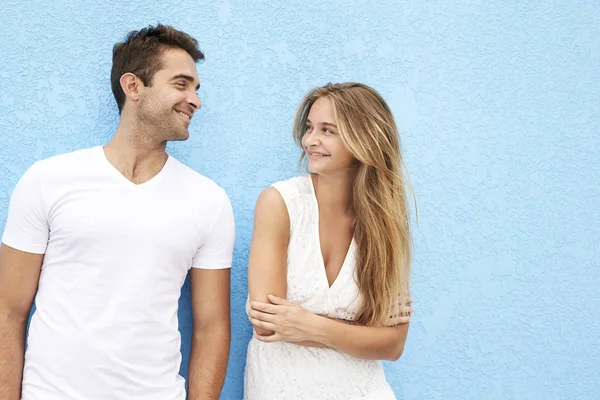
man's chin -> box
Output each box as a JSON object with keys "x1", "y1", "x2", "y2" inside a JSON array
[{"x1": 167, "y1": 130, "x2": 190, "y2": 142}]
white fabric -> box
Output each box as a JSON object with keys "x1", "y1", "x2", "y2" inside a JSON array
[
  {"x1": 244, "y1": 175, "x2": 396, "y2": 400},
  {"x1": 2, "y1": 146, "x2": 235, "y2": 400}
]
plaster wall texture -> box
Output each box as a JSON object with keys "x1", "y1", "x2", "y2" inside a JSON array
[{"x1": 1, "y1": 1, "x2": 598, "y2": 399}]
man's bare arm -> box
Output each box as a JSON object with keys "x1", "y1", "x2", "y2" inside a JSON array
[
  {"x1": 187, "y1": 268, "x2": 231, "y2": 400},
  {"x1": 0, "y1": 244, "x2": 43, "y2": 400}
]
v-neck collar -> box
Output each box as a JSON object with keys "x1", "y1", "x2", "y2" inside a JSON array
[{"x1": 97, "y1": 146, "x2": 172, "y2": 188}]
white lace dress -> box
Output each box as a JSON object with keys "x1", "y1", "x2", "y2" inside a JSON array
[{"x1": 244, "y1": 176, "x2": 398, "y2": 400}]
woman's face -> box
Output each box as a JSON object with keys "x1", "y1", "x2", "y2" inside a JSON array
[{"x1": 302, "y1": 96, "x2": 355, "y2": 175}]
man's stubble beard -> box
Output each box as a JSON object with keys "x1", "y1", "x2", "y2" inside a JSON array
[{"x1": 137, "y1": 101, "x2": 188, "y2": 143}]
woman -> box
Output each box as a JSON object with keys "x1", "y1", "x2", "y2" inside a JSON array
[{"x1": 245, "y1": 82, "x2": 414, "y2": 399}]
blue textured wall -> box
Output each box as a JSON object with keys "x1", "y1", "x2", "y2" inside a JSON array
[{"x1": 1, "y1": 1, "x2": 599, "y2": 399}]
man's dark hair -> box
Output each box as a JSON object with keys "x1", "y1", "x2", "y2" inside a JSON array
[{"x1": 110, "y1": 24, "x2": 204, "y2": 113}]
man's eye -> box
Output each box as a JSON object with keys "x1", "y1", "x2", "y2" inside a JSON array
[{"x1": 176, "y1": 82, "x2": 187, "y2": 88}]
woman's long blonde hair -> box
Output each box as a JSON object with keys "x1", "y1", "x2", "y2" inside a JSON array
[{"x1": 293, "y1": 82, "x2": 414, "y2": 326}]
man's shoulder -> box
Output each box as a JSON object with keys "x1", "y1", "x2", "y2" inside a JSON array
[
  {"x1": 168, "y1": 156, "x2": 228, "y2": 201},
  {"x1": 33, "y1": 146, "x2": 98, "y2": 171},
  {"x1": 24, "y1": 147, "x2": 98, "y2": 179}
]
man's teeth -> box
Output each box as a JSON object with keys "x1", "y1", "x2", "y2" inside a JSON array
[{"x1": 177, "y1": 111, "x2": 191, "y2": 120}]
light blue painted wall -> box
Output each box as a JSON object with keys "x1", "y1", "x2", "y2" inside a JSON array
[{"x1": 1, "y1": 1, "x2": 599, "y2": 399}]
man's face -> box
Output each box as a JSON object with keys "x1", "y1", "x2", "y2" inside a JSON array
[{"x1": 136, "y1": 48, "x2": 201, "y2": 142}]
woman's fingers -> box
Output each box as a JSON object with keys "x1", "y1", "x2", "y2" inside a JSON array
[
  {"x1": 249, "y1": 309, "x2": 277, "y2": 323},
  {"x1": 267, "y1": 294, "x2": 292, "y2": 305},
  {"x1": 255, "y1": 332, "x2": 282, "y2": 343},
  {"x1": 250, "y1": 301, "x2": 279, "y2": 314},
  {"x1": 249, "y1": 316, "x2": 277, "y2": 332}
]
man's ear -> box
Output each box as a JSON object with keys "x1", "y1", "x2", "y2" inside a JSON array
[{"x1": 120, "y1": 73, "x2": 143, "y2": 103}]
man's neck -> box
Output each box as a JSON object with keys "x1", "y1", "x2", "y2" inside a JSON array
[{"x1": 103, "y1": 121, "x2": 169, "y2": 185}]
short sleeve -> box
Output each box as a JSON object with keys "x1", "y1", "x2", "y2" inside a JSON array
[
  {"x1": 191, "y1": 190, "x2": 235, "y2": 269},
  {"x1": 270, "y1": 177, "x2": 302, "y2": 234},
  {"x1": 1, "y1": 162, "x2": 50, "y2": 254},
  {"x1": 271, "y1": 180, "x2": 299, "y2": 205}
]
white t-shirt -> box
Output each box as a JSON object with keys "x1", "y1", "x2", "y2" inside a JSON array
[{"x1": 1, "y1": 146, "x2": 235, "y2": 400}]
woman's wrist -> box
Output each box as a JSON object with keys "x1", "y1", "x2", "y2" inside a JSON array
[{"x1": 313, "y1": 314, "x2": 343, "y2": 345}]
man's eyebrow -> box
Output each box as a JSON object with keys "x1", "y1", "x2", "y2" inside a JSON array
[{"x1": 169, "y1": 74, "x2": 201, "y2": 90}]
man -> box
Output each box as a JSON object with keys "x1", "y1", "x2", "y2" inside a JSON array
[{"x1": 0, "y1": 24, "x2": 234, "y2": 400}]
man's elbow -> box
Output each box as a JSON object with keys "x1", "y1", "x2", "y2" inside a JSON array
[
  {"x1": 0, "y1": 305, "x2": 30, "y2": 326},
  {"x1": 193, "y1": 319, "x2": 230, "y2": 341}
]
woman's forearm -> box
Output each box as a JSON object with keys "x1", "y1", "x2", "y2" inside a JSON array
[{"x1": 309, "y1": 316, "x2": 409, "y2": 361}]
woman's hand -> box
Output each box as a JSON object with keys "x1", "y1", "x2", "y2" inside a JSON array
[
  {"x1": 249, "y1": 294, "x2": 321, "y2": 343},
  {"x1": 384, "y1": 296, "x2": 414, "y2": 327}
]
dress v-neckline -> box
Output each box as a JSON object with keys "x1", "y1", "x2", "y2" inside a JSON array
[{"x1": 307, "y1": 175, "x2": 355, "y2": 290}]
